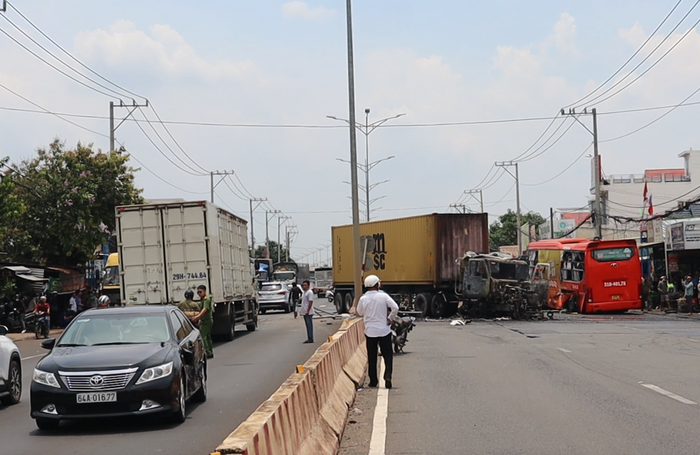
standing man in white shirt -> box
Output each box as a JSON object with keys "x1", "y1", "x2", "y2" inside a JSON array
[
  {"x1": 356, "y1": 275, "x2": 399, "y2": 389},
  {"x1": 300, "y1": 280, "x2": 315, "y2": 343}
]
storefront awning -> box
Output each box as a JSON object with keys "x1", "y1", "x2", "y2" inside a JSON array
[{"x1": 639, "y1": 241, "x2": 665, "y2": 249}]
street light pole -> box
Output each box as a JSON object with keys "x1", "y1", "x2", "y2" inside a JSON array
[{"x1": 329, "y1": 110, "x2": 404, "y2": 222}]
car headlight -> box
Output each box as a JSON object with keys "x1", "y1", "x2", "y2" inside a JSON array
[
  {"x1": 136, "y1": 362, "x2": 174, "y2": 385},
  {"x1": 33, "y1": 369, "x2": 61, "y2": 388}
]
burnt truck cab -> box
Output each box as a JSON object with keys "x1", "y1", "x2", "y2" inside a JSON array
[{"x1": 460, "y1": 252, "x2": 530, "y2": 317}]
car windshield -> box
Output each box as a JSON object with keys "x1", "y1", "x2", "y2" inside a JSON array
[
  {"x1": 103, "y1": 265, "x2": 120, "y2": 286},
  {"x1": 273, "y1": 272, "x2": 295, "y2": 281},
  {"x1": 57, "y1": 313, "x2": 171, "y2": 346}
]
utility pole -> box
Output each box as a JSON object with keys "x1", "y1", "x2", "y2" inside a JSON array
[
  {"x1": 561, "y1": 107, "x2": 602, "y2": 239},
  {"x1": 249, "y1": 197, "x2": 267, "y2": 253},
  {"x1": 495, "y1": 161, "x2": 521, "y2": 254},
  {"x1": 265, "y1": 210, "x2": 281, "y2": 256},
  {"x1": 285, "y1": 225, "x2": 298, "y2": 262},
  {"x1": 463, "y1": 189, "x2": 484, "y2": 213},
  {"x1": 550, "y1": 207, "x2": 555, "y2": 240},
  {"x1": 110, "y1": 100, "x2": 149, "y2": 152},
  {"x1": 449, "y1": 203, "x2": 467, "y2": 213},
  {"x1": 344, "y1": 0, "x2": 362, "y2": 310},
  {"x1": 210, "y1": 170, "x2": 234, "y2": 203},
  {"x1": 0, "y1": 1, "x2": 6, "y2": 12},
  {"x1": 277, "y1": 216, "x2": 291, "y2": 263}
]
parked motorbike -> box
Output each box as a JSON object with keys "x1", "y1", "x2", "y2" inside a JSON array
[
  {"x1": 391, "y1": 315, "x2": 416, "y2": 353},
  {"x1": 326, "y1": 289, "x2": 334, "y2": 303},
  {"x1": 0, "y1": 302, "x2": 25, "y2": 333},
  {"x1": 34, "y1": 311, "x2": 50, "y2": 339}
]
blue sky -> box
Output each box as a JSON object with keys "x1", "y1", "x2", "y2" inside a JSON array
[{"x1": 1, "y1": 1, "x2": 699, "y2": 261}]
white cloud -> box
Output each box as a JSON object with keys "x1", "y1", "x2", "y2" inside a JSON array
[
  {"x1": 74, "y1": 21, "x2": 258, "y2": 83},
  {"x1": 282, "y1": 2, "x2": 337, "y2": 20},
  {"x1": 553, "y1": 12, "x2": 578, "y2": 56}
]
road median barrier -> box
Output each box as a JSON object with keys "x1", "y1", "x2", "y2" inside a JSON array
[{"x1": 213, "y1": 317, "x2": 366, "y2": 455}]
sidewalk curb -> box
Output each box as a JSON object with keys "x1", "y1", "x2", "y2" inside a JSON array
[{"x1": 5, "y1": 329, "x2": 64, "y2": 342}]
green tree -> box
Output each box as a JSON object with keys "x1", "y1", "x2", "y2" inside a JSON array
[
  {"x1": 253, "y1": 241, "x2": 292, "y2": 263},
  {"x1": 4, "y1": 140, "x2": 143, "y2": 266},
  {"x1": 489, "y1": 210, "x2": 546, "y2": 253}
]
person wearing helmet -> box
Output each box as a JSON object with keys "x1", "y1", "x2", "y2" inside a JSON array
[
  {"x1": 97, "y1": 295, "x2": 111, "y2": 308},
  {"x1": 356, "y1": 275, "x2": 399, "y2": 389},
  {"x1": 178, "y1": 289, "x2": 200, "y2": 312}
]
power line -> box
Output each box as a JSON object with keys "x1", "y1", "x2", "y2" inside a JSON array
[
  {"x1": 521, "y1": 143, "x2": 593, "y2": 187},
  {"x1": 5, "y1": 0, "x2": 146, "y2": 101},
  {"x1": 148, "y1": 103, "x2": 209, "y2": 174},
  {"x1": 516, "y1": 116, "x2": 580, "y2": 163},
  {"x1": 565, "y1": 0, "x2": 687, "y2": 109}
]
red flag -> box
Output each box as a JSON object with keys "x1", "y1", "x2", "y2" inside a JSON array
[
  {"x1": 643, "y1": 182, "x2": 648, "y2": 204},
  {"x1": 648, "y1": 195, "x2": 654, "y2": 215}
]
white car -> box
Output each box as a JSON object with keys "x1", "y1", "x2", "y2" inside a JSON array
[
  {"x1": 256, "y1": 282, "x2": 292, "y2": 314},
  {"x1": 0, "y1": 325, "x2": 22, "y2": 405}
]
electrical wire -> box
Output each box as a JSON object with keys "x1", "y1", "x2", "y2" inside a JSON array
[
  {"x1": 564, "y1": 0, "x2": 686, "y2": 109},
  {"x1": 5, "y1": 0, "x2": 146, "y2": 101},
  {"x1": 148, "y1": 103, "x2": 209, "y2": 174},
  {"x1": 521, "y1": 143, "x2": 592, "y2": 186},
  {"x1": 581, "y1": 12, "x2": 700, "y2": 108},
  {"x1": 516, "y1": 116, "x2": 580, "y2": 162},
  {"x1": 0, "y1": 14, "x2": 131, "y2": 100}
]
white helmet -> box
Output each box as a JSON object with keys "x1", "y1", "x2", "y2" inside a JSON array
[
  {"x1": 364, "y1": 275, "x2": 381, "y2": 288},
  {"x1": 98, "y1": 295, "x2": 110, "y2": 306}
]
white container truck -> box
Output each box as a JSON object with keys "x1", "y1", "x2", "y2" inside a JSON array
[{"x1": 116, "y1": 200, "x2": 258, "y2": 340}]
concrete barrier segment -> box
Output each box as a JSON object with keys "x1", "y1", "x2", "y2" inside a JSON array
[
  {"x1": 343, "y1": 343, "x2": 368, "y2": 387},
  {"x1": 319, "y1": 370, "x2": 356, "y2": 437}
]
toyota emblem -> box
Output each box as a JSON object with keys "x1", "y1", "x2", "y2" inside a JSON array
[{"x1": 89, "y1": 375, "x2": 104, "y2": 386}]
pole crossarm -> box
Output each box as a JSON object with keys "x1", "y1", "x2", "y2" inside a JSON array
[
  {"x1": 210, "y1": 170, "x2": 234, "y2": 203},
  {"x1": 495, "y1": 161, "x2": 522, "y2": 254},
  {"x1": 463, "y1": 189, "x2": 484, "y2": 213}
]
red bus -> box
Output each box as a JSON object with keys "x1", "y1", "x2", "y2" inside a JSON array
[{"x1": 527, "y1": 238, "x2": 642, "y2": 313}]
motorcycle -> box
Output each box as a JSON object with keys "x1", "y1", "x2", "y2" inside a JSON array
[
  {"x1": 391, "y1": 315, "x2": 416, "y2": 353},
  {"x1": 0, "y1": 302, "x2": 25, "y2": 333},
  {"x1": 326, "y1": 288, "x2": 334, "y2": 303},
  {"x1": 34, "y1": 311, "x2": 50, "y2": 339}
]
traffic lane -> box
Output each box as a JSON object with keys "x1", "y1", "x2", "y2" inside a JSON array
[
  {"x1": 0, "y1": 313, "x2": 341, "y2": 455},
  {"x1": 385, "y1": 318, "x2": 700, "y2": 455}
]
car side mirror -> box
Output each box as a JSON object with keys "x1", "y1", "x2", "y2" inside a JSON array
[
  {"x1": 41, "y1": 338, "x2": 56, "y2": 350},
  {"x1": 0, "y1": 325, "x2": 7, "y2": 336}
]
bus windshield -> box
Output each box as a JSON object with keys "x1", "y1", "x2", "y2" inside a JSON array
[{"x1": 591, "y1": 247, "x2": 634, "y2": 262}]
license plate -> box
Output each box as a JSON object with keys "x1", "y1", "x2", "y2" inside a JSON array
[
  {"x1": 611, "y1": 295, "x2": 621, "y2": 300},
  {"x1": 76, "y1": 392, "x2": 117, "y2": 403}
]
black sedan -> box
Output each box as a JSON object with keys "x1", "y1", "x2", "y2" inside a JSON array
[{"x1": 30, "y1": 306, "x2": 207, "y2": 430}]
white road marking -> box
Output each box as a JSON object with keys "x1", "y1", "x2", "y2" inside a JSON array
[
  {"x1": 22, "y1": 354, "x2": 44, "y2": 361},
  {"x1": 641, "y1": 384, "x2": 697, "y2": 405},
  {"x1": 369, "y1": 358, "x2": 389, "y2": 455},
  {"x1": 557, "y1": 348, "x2": 571, "y2": 353}
]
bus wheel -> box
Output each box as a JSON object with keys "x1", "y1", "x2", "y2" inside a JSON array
[
  {"x1": 547, "y1": 311, "x2": 554, "y2": 320},
  {"x1": 414, "y1": 293, "x2": 430, "y2": 317}
]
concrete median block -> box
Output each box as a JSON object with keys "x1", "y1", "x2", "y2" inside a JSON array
[
  {"x1": 343, "y1": 342, "x2": 368, "y2": 386},
  {"x1": 319, "y1": 370, "x2": 356, "y2": 437},
  {"x1": 298, "y1": 417, "x2": 338, "y2": 455}
]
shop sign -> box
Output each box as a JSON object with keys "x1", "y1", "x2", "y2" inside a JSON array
[
  {"x1": 670, "y1": 223, "x2": 685, "y2": 250},
  {"x1": 684, "y1": 221, "x2": 700, "y2": 250},
  {"x1": 668, "y1": 255, "x2": 679, "y2": 272}
]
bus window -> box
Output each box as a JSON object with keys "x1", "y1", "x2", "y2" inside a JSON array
[
  {"x1": 561, "y1": 251, "x2": 584, "y2": 282},
  {"x1": 591, "y1": 247, "x2": 634, "y2": 262}
]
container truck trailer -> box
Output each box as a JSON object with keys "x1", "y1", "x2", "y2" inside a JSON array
[
  {"x1": 332, "y1": 213, "x2": 489, "y2": 317},
  {"x1": 116, "y1": 200, "x2": 258, "y2": 340}
]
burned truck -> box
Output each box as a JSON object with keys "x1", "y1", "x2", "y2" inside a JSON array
[{"x1": 459, "y1": 252, "x2": 547, "y2": 319}]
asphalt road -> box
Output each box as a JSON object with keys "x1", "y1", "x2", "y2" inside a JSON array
[
  {"x1": 344, "y1": 312, "x2": 700, "y2": 455},
  {"x1": 0, "y1": 304, "x2": 340, "y2": 455}
]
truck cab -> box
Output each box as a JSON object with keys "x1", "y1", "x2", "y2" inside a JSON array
[{"x1": 101, "y1": 253, "x2": 121, "y2": 306}]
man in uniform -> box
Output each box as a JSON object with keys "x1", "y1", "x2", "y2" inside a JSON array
[
  {"x1": 178, "y1": 289, "x2": 200, "y2": 312},
  {"x1": 192, "y1": 285, "x2": 214, "y2": 358}
]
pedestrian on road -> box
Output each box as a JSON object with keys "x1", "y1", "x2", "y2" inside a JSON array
[
  {"x1": 290, "y1": 282, "x2": 303, "y2": 319},
  {"x1": 657, "y1": 276, "x2": 669, "y2": 310},
  {"x1": 300, "y1": 280, "x2": 314, "y2": 343},
  {"x1": 642, "y1": 276, "x2": 651, "y2": 311},
  {"x1": 684, "y1": 276, "x2": 694, "y2": 314},
  {"x1": 68, "y1": 290, "x2": 80, "y2": 316},
  {"x1": 192, "y1": 285, "x2": 214, "y2": 358},
  {"x1": 356, "y1": 275, "x2": 399, "y2": 389}
]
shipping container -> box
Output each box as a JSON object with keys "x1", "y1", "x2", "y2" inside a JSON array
[
  {"x1": 332, "y1": 213, "x2": 488, "y2": 317},
  {"x1": 116, "y1": 201, "x2": 257, "y2": 340}
]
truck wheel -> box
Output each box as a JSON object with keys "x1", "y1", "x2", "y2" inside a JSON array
[
  {"x1": 414, "y1": 293, "x2": 431, "y2": 317},
  {"x1": 344, "y1": 292, "x2": 354, "y2": 314},
  {"x1": 335, "y1": 292, "x2": 345, "y2": 313},
  {"x1": 223, "y1": 315, "x2": 235, "y2": 341},
  {"x1": 246, "y1": 314, "x2": 257, "y2": 332},
  {"x1": 430, "y1": 293, "x2": 448, "y2": 318}
]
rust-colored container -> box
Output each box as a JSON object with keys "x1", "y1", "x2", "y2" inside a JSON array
[{"x1": 332, "y1": 213, "x2": 489, "y2": 286}]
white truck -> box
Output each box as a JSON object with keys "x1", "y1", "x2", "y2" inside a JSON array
[{"x1": 116, "y1": 200, "x2": 258, "y2": 340}]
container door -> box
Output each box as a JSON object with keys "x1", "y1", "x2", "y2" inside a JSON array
[
  {"x1": 162, "y1": 204, "x2": 210, "y2": 304},
  {"x1": 119, "y1": 208, "x2": 166, "y2": 304},
  {"x1": 217, "y1": 209, "x2": 253, "y2": 301}
]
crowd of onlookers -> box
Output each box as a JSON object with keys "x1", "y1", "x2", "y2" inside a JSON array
[
  {"x1": 0, "y1": 287, "x2": 110, "y2": 331},
  {"x1": 642, "y1": 272, "x2": 700, "y2": 311}
]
